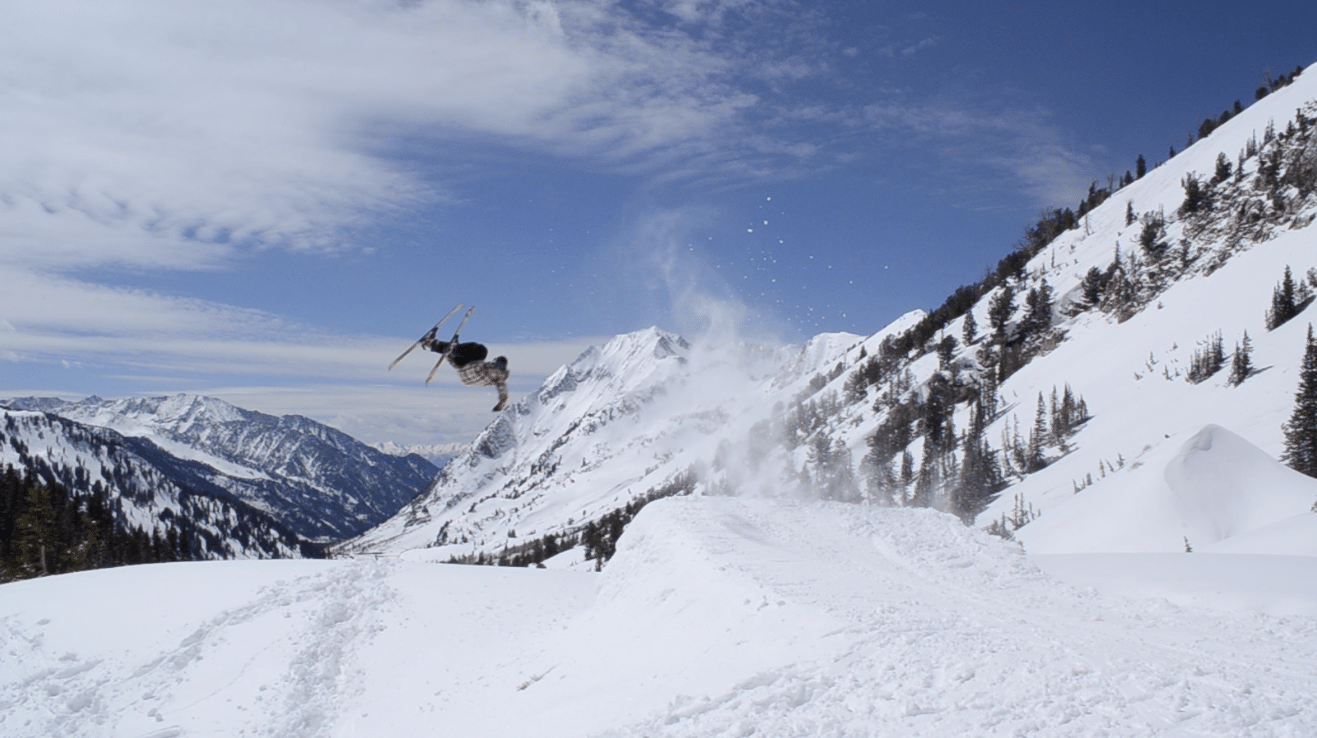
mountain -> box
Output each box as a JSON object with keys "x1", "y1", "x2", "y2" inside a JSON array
[
  {"x1": 371, "y1": 440, "x2": 468, "y2": 468},
  {"x1": 1, "y1": 394, "x2": 438, "y2": 558},
  {"x1": 344, "y1": 64, "x2": 1317, "y2": 565},
  {"x1": 0, "y1": 409, "x2": 307, "y2": 560}
]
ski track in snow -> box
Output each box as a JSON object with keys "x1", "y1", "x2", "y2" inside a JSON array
[
  {"x1": 3, "y1": 497, "x2": 1315, "y2": 737},
  {"x1": 0, "y1": 560, "x2": 395, "y2": 738}
]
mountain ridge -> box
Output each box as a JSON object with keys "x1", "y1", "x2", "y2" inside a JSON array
[{"x1": 1, "y1": 394, "x2": 439, "y2": 564}]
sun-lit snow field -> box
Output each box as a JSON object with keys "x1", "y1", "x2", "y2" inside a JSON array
[{"x1": 4, "y1": 496, "x2": 1316, "y2": 737}]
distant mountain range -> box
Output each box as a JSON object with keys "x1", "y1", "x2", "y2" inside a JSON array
[
  {"x1": 371, "y1": 440, "x2": 468, "y2": 467},
  {"x1": 1, "y1": 395, "x2": 437, "y2": 559}
]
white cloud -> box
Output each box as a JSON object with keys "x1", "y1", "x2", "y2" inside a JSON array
[
  {"x1": 0, "y1": 0, "x2": 767, "y2": 274},
  {"x1": 0, "y1": 265, "x2": 601, "y2": 387},
  {"x1": 900, "y1": 36, "x2": 940, "y2": 58}
]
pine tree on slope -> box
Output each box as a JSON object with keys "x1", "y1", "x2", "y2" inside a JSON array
[
  {"x1": 1230, "y1": 331, "x2": 1253, "y2": 386},
  {"x1": 1281, "y1": 324, "x2": 1317, "y2": 479},
  {"x1": 988, "y1": 285, "x2": 1016, "y2": 338},
  {"x1": 1267, "y1": 266, "x2": 1299, "y2": 331}
]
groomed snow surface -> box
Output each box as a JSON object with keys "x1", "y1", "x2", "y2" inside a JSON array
[{"x1": 4, "y1": 496, "x2": 1316, "y2": 737}]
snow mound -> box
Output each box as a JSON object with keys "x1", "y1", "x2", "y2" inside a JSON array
[
  {"x1": 1019, "y1": 424, "x2": 1317, "y2": 554},
  {"x1": 1165, "y1": 424, "x2": 1317, "y2": 542}
]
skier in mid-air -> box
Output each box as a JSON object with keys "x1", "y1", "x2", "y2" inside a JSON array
[
  {"x1": 421, "y1": 331, "x2": 509, "y2": 412},
  {"x1": 389, "y1": 305, "x2": 510, "y2": 412}
]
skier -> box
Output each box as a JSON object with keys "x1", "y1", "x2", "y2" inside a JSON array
[{"x1": 421, "y1": 331, "x2": 510, "y2": 412}]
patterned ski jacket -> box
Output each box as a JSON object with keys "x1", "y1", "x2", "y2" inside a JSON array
[{"x1": 455, "y1": 360, "x2": 510, "y2": 412}]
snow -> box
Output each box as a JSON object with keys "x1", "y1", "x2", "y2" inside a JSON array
[
  {"x1": 1033, "y1": 553, "x2": 1317, "y2": 616},
  {"x1": 1016, "y1": 424, "x2": 1317, "y2": 554},
  {"x1": 5, "y1": 496, "x2": 1316, "y2": 737}
]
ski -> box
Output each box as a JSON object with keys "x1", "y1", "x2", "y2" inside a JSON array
[
  {"x1": 389, "y1": 304, "x2": 463, "y2": 371},
  {"x1": 426, "y1": 305, "x2": 476, "y2": 386}
]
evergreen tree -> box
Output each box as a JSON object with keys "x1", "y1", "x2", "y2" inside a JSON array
[
  {"x1": 961, "y1": 310, "x2": 977, "y2": 346},
  {"x1": 953, "y1": 438, "x2": 1003, "y2": 522},
  {"x1": 1100, "y1": 251, "x2": 1138, "y2": 322},
  {"x1": 1187, "y1": 332, "x2": 1226, "y2": 383},
  {"x1": 1136, "y1": 154, "x2": 1147, "y2": 179},
  {"x1": 1178, "y1": 174, "x2": 1207, "y2": 215},
  {"x1": 1048, "y1": 386, "x2": 1062, "y2": 445},
  {"x1": 1266, "y1": 265, "x2": 1299, "y2": 330},
  {"x1": 936, "y1": 334, "x2": 958, "y2": 369},
  {"x1": 10, "y1": 482, "x2": 56, "y2": 578},
  {"x1": 1212, "y1": 152, "x2": 1232, "y2": 185},
  {"x1": 988, "y1": 284, "x2": 1016, "y2": 338},
  {"x1": 1139, "y1": 213, "x2": 1167, "y2": 258},
  {"x1": 1281, "y1": 324, "x2": 1317, "y2": 478},
  {"x1": 1080, "y1": 267, "x2": 1104, "y2": 307},
  {"x1": 1026, "y1": 392, "x2": 1048, "y2": 472},
  {"x1": 978, "y1": 366, "x2": 999, "y2": 421},
  {"x1": 1230, "y1": 331, "x2": 1253, "y2": 386},
  {"x1": 912, "y1": 447, "x2": 938, "y2": 508},
  {"x1": 1022, "y1": 279, "x2": 1054, "y2": 336},
  {"x1": 898, "y1": 450, "x2": 915, "y2": 505}
]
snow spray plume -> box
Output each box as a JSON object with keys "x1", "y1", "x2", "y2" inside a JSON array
[
  {"x1": 621, "y1": 207, "x2": 851, "y2": 503},
  {"x1": 630, "y1": 207, "x2": 751, "y2": 345}
]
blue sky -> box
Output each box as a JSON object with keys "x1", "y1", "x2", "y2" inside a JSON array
[{"x1": 1, "y1": 0, "x2": 1314, "y2": 444}]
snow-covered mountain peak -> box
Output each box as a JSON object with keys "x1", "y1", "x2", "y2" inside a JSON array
[
  {"x1": 52, "y1": 393, "x2": 250, "y2": 438},
  {"x1": 3, "y1": 394, "x2": 438, "y2": 544},
  {"x1": 534, "y1": 328, "x2": 688, "y2": 406}
]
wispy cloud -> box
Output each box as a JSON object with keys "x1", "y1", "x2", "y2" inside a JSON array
[
  {"x1": 0, "y1": 266, "x2": 599, "y2": 388},
  {"x1": 0, "y1": 0, "x2": 784, "y2": 275},
  {"x1": 861, "y1": 94, "x2": 1095, "y2": 209}
]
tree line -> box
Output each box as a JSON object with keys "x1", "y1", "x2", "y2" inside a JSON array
[{"x1": 0, "y1": 465, "x2": 195, "y2": 583}]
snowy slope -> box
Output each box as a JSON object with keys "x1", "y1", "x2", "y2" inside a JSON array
[
  {"x1": 5, "y1": 395, "x2": 437, "y2": 542},
  {"x1": 1017, "y1": 424, "x2": 1317, "y2": 554},
  {"x1": 0, "y1": 409, "x2": 306, "y2": 559},
  {"x1": 967, "y1": 69, "x2": 1317, "y2": 550},
  {"x1": 4, "y1": 496, "x2": 1316, "y2": 737}
]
